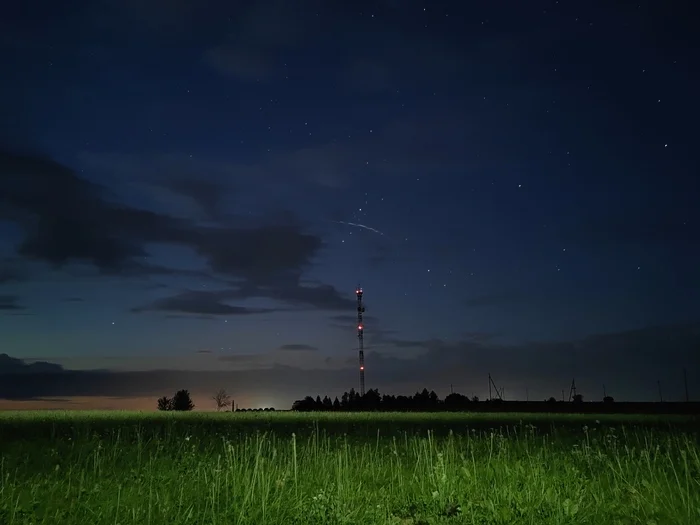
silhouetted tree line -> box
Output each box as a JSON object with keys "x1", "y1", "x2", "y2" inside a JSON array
[
  {"x1": 288, "y1": 387, "x2": 700, "y2": 415},
  {"x1": 292, "y1": 387, "x2": 487, "y2": 412},
  {"x1": 157, "y1": 389, "x2": 195, "y2": 411}
]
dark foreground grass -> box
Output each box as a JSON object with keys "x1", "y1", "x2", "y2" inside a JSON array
[{"x1": 0, "y1": 411, "x2": 698, "y2": 524}]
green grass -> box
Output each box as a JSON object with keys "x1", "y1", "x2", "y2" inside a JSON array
[{"x1": 0, "y1": 411, "x2": 698, "y2": 524}]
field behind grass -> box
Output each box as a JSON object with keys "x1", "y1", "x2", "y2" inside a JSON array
[{"x1": 0, "y1": 411, "x2": 698, "y2": 524}]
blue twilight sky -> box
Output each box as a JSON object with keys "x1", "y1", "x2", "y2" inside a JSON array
[{"x1": 1, "y1": 0, "x2": 699, "y2": 409}]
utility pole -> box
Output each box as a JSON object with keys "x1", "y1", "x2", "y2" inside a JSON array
[
  {"x1": 683, "y1": 368, "x2": 689, "y2": 402},
  {"x1": 450, "y1": 384, "x2": 454, "y2": 395},
  {"x1": 603, "y1": 384, "x2": 607, "y2": 399},
  {"x1": 525, "y1": 387, "x2": 529, "y2": 402}
]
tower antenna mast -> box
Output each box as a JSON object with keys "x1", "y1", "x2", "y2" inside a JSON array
[
  {"x1": 356, "y1": 285, "x2": 366, "y2": 396},
  {"x1": 568, "y1": 378, "x2": 577, "y2": 402},
  {"x1": 488, "y1": 373, "x2": 503, "y2": 400}
]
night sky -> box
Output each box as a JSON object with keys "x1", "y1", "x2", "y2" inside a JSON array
[{"x1": 1, "y1": 0, "x2": 698, "y2": 410}]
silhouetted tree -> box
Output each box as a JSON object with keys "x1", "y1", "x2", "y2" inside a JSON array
[
  {"x1": 322, "y1": 395, "x2": 333, "y2": 410},
  {"x1": 212, "y1": 389, "x2": 231, "y2": 411},
  {"x1": 444, "y1": 392, "x2": 469, "y2": 411},
  {"x1": 603, "y1": 395, "x2": 614, "y2": 403},
  {"x1": 364, "y1": 388, "x2": 381, "y2": 410},
  {"x1": 572, "y1": 394, "x2": 584, "y2": 404},
  {"x1": 157, "y1": 396, "x2": 173, "y2": 411},
  {"x1": 347, "y1": 388, "x2": 358, "y2": 409},
  {"x1": 333, "y1": 397, "x2": 341, "y2": 410},
  {"x1": 546, "y1": 397, "x2": 557, "y2": 403},
  {"x1": 292, "y1": 396, "x2": 316, "y2": 411},
  {"x1": 429, "y1": 390, "x2": 439, "y2": 405},
  {"x1": 172, "y1": 389, "x2": 195, "y2": 411}
]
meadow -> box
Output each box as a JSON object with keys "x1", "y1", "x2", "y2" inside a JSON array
[{"x1": 0, "y1": 410, "x2": 698, "y2": 524}]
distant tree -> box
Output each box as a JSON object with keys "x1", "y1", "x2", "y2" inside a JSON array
[
  {"x1": 212, "y1": 389, "x2": 231, "y2": 411},
  {"x1": 333, "y1": 397, "x2": 341, "y2": 410},
  {"x1": 546, "y1": 397, "x2": 557, "y2": 403},
  {"x1": 172, "y1": 389, "x2": 195, "y2": 411},
  {"x1": 292, "y1": 396, "x2": 316, "y2": 411},
  {"x1": 444, "y1": 392, "x2": 468, "y2": 411},
  {"x1": 347, "y1": 388, "x2": 358, "y2": 409},
  {"x1": 364, "y1": 388, "x2": 381, "y2": 410},
  {"x1": 471, "y1": 396, "x2": 479, "y2": 403},
  {"x1": 322, "y1": 395, "x2": 333, "y2": 410},
  {"x1": 572, "y1": 394, "x2": 584, "y2": 404},
  {"x1": 603, "y1": 395, "x2": 614, "y2": 403},
  {"x1": 157, "y1": 396, "x2": 173, "y2": 411}
]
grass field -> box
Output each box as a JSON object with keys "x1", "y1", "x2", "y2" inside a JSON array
[{"x1": 0, "y1": 411, "x2": 698, "y2": 524}]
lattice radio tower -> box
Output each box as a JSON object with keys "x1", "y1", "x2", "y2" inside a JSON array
[{"x1": 356, "y1": 285, "x2": 366, "y2": 396}]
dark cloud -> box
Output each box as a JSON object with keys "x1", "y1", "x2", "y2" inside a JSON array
[
  {"x1": 0, "y1": 295, "x2": 25, "y2": 311},
  {"x1": 132, "y1": 290, "x2": 281, "y2": 316},
  {"x1": 372, "y1": 321, "x2": 700, "y2": 397},
  {"x1": 192, "y1": 223, "x2": 323, "y2": 285},
  {"x1": 0, "y1": 364, "x2": 351, "y2": 405},
  {"x1": 1, "y1": 148, "x2": 352, "y2": 310},
  {"x1": 0, "y1": 353, "x2": 63, "y2": 374},
  {"x1": 253, "y1": 282, "x2": 356, "y2": 310},
  {"x1": 134, "y1": 281, "x2": 355, "y2": 315},
  {"x1": 165, "y1": 314, "x2": 216, "y2": 321},
  {"x1": 157, "y1": 177, "x2": 227, "y2": 221},
  {"x1": 0, "y1": 148, "x2": 187, "y2": 272},
  {"x1": 1, "y1": 322, "x2": 698, "y2": 403},
  {"x1": 278, "y1": 344, "x2": 318, "y2": 352}
]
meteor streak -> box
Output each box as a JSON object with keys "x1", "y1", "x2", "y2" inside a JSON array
[{"x1": 334, "y1": 221, "x2": 385, "y2": 236}]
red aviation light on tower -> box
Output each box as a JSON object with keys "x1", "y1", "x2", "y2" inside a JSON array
[{"x1": 356, "y1": 283, "x2": 365, "y2": 396}]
